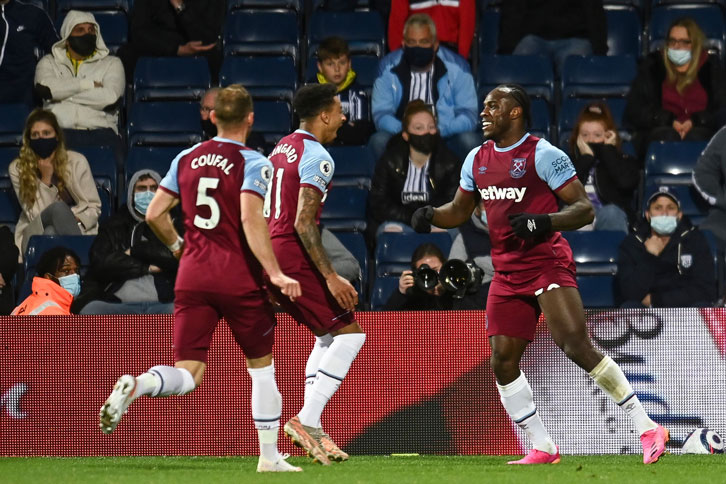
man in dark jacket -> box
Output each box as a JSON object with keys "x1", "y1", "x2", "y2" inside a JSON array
[
  {"x1": 616, "y1": 189, "x2": 717, "y2": 308},
  {"x1": 74, "y1": 169, "x2": 182, "y2": 314},
  {"x1": 0, "y1": 225, "x2": 19, "y2": 315},
  {"x1": 0, "y1": 0, "x2": 58, "y2": 104}
]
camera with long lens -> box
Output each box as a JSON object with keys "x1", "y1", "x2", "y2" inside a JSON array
[
  {"x1": 409, "y1": 263, "x2": 439, "y2": 293},
  {"x1": 438, "y1": 259, "x2": 484, "y2": 299}
]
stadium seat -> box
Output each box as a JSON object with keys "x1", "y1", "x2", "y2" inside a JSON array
[
  {"x1": 56, "y1": 0, "x2": 129, "y2": 15},
  {"x1": 560, "y1": 55, "x2": 638, "y2": 99},
  {"x1": 223, "y1": 10, "x2": 299, "y2": 62},
  {"x1": 311, "y1": 0, "x2": 370, "y2": 9},
  {"x1": 228, "y1": 0, "x2": 302, "y2": 12},
  {"x1": 125, "y1": 146, "x2": 183, "y2": 188},
  {"x1": 370, "y1": 276, "x2": 399, "y2": 310},
  {"x1": 604, "y1": 7, "x2": 643, "y2": 57},
  {"x1": 642, "y1": 183, "x2": 710, "y2": 225},
  {"x1": 644, "y1": 141, "x2": 707, "y2": 185},
  {"x1": 250, "y1": 100, "x2": 292, "y2": 147},
  {"x1": 219, "y1": 56, "x2": 297, "y2": 103},
  {"x1": 0, "y1": 147, "x2": 18, "y2": 179},
  {"x1": 306, "y1": 12, "x2": 385, "y2": 71},
  {"x1": 649, "y1": 5, "x2": 726, "y2": 60},
  {"x1": 0, "y1": 186, "x2": 20, "y2": 232},
  {"x1": 577, "y1": 275, "x2": 617, "y2": 308},
  {"x1": 25, "y1": 0, "x2": 48, "y2": 11},
  {"x1": 375, "y1": 232, "x2": 453, "y2": 277},
  {"x1": 562, "y1": 230, "x2": 626, "y2": 275},
  {"x1": 76, "y1": 145, "x2": 118, "y2": 206},
  {"x1": 127, "y1": 102, "x2": 202, "y2": 147},
  {"x1": 530, "y1": 98, "x2": 553, "y2": 140},
  {"x1": 557, "y1": 98, "x2": 627, "y2": 149},
  {"x1": 332, "y1": 231, "x2": 369, "y2": 304},
  {"x1": 320, "y1": 185, "x2": 368, "y2": 232},
  {"x1": 478, "y1": 8, "x2": 500, "y2": 56},
  {"x1": 327, "y1": 146, "x2": 375, "y2": 189},
  {"x1": 91, "y1": 11, "x2": 127, "y2": 55},
  {"x1": 133, "y1": 57, "x2": 210, "y2": 103},
  {"x1": 0, "y1": 104, "x2": 30, "y2": 147},
  {"x1": 304, "y1": 55, "x2": 379, "y2": 89},
  {"x1": 477, "y1": 55, "x2": 555, "y2": 103}
]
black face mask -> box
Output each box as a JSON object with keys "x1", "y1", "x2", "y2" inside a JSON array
[
  {"x1": 403, "y1": 46, "x2": 435, "y2": 68},
  {"x1": 29, "y1": 137, "x2": 58, "y2": 159},
  {"x1": 68, "y1": 34, "x2": 96, "y2": 57},
  {"x1": 201, "y1": 118, "x2": 217, "y2": 139},
  {"x1": 407, "y1": 132, "x2": 438, "y2": 155}
]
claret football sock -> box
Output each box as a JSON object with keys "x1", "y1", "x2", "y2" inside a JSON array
[
  {"x1": 298, "y1": 333, "x2": 365, "y2": 428},
  {"x1": 138, "y1": 365, "x2": 196, "y2": 397},
  {"x1": 589, "y1": 356, "x2": 658, "y2": 435},
  {"x1": 248, "y1": 364, "x2": 282, "y2": 461},
  {"x1": 304, "y1": 334, "x2": 334, "y2": 404},
  {"x1": 496, "y1": 371, "x2": 558, "y2": 455}
]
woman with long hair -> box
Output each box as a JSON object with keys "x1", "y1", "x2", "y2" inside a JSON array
[
  {"x1": 569, "y1": 102, "x2": 640, "y2": 232},
  {"x1": 624, "y1": 17, "x2": 726, "y2": 157},
  {"x1": 9, "y1": 109, "x2": 101, "y2": 256}
]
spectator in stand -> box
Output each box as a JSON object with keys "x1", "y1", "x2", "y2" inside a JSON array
[
  {"x1": 569, "y1": 102, "x2": 640, "y2": 232},
  {"x1": 34, "y1": 11, "x2": 125, "y2": 163},
  {"x1": 0, "y1": 226, "x2": 20, "y2": 315},
  {"x1": 12, "y1": 246, "x2": 81, "y2": 316},
  {"x1": 199, "y1": 87, "x2": 268, "y2": 154},
  {"x1": 498, "y1": 0, "x2": 607, "y2": 77},
  {"x1": 371, "y1": 13, "x2": 479, "y2": 161},
  {"x1": 368, "y1": 100, "x2": 460, "y2": 238},
  {"x1": 0, "y1": 0, "x2": 58, "y2": 105},
  {"x1": 315, "y1": 36, "x2": 374, "y2": 145},
  {"x1": 694, "y1": 125, "x2": 726, "y2": 246},
  {"x1": 388, "y1": 0, "x2": 475, "y2": 59},
  {"x1": 624, "y1": 17, "x2": 726, "y2": 158},
  {"x1": 9, "y1": 109, "x2": 101, "y2": 257},
  {"x1": 74, "y1": 169, "x2": 179, "y2": 315},
  {"x1": 119, "y1": 0, "x2": 225, "y2": 83},
  {"x1": 616, "y1": 189, "x2": 717, "y2": 308},
  {"x1": 448, "y1": 200, "x2": 493, "y2": 307}
]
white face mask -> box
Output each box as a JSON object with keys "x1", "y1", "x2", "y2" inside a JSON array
[
  {"x1": 650, "y1": 215, "x2": 678, "y2": 235},
  {"x1": 667, "y1": 48, "x2": 692, "y2": 66}
]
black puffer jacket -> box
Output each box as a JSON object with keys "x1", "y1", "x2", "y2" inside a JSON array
[{"x1": 368, "y1": 133, "x2": 460, "y2": 234}]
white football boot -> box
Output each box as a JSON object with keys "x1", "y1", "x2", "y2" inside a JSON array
[
  {"x1": 257, "y1": 453, "x2": 303, "y2": 472},
  {"x1": 99, "y1": 374, "x2": 137, "y2": 434}
]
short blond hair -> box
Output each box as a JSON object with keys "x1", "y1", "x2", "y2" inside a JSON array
[{"x1": 214, "y1": 84, "x2": 253, "y2": 129}]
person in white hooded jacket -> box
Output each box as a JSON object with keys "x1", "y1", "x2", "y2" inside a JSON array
[{"x1": 34, "y1": 10, "x2": 125, "y2": 162}]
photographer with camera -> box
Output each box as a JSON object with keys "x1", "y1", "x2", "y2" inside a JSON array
[{"x1": 384, "y1": 242, "x2": 487, "y2": 310}]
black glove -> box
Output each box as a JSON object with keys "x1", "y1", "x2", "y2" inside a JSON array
[
  {"x1": 411, "y1": 206, "x2": 434, "y2": 233},
  {"x1": 508, "y1": 213, "x2": 552, "y2": 239}
]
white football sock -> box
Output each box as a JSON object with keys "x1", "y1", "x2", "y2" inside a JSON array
[
  {"x1": 589, "y1": 356, "x2": 658, "y2": 435},
  {"x1": 135, "y1": 365, "x2": 196, "y2": 398},
  {"x1": 298, "y1": 333, "x2": 365, "y2": 428},
  {"x1": 248, "y1": 364, "x2": 282, "y2": 462},
  {"x1": 304, "y1": 334, "x2": 334, "y2": 404},
  {"x1": 496, "y1": 372, "x2": 557, "y2": 454}
]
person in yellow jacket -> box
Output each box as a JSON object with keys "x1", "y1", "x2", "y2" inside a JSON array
[{"x1": 12, "y1": 246, "x2": 81, "y2": 316}]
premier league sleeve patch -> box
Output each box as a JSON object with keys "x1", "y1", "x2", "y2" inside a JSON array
[
  {"x1": 319, "y1": 160, "x2": 333, "y2": 179},
  {"x1": 509, "y1": 158, "x2": 527, "y2": 179}
]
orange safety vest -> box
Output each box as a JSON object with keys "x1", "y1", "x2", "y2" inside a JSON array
[{"x1": 11, "y1": 277, "x2": 73, "y2": 315}]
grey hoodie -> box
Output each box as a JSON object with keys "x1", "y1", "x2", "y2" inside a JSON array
[{"x1": 127, "y1": 169, "x2": 162, "y2": 223}]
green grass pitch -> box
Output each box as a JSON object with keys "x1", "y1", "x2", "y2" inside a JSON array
[{"x1": 1, "y1": 455, "x2": 724, "y2": 483}]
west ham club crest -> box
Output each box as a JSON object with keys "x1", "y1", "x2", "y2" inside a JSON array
[{"x1": 509, "y1": 158, "x2": 527, "y2": 179}]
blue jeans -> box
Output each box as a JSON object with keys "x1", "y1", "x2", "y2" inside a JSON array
[
  {"x1": 80, "y1": 300, "x2": 175, "y2": 315},
  {"x1": 594, "y1": 204, "x2": 628, "y2": 233},
  {"x1": 368, "y1": 130, "x2": 483, "y2": 162},
  {"x1": 513, "y1": 35, "x2": 593, "y2": 77}
]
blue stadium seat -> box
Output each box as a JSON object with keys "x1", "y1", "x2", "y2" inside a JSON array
[
  {"x1": 0, "y1": 187, "x2": 20, "y2": 232},
  {"x1": 84, "y1": 11, "x2": 128, "y2": 55},
  {"x1": 0, "y1": 147, "x2": 19, "y2": 179},
  {"x1": 332, "y1": 231, "x2": 369, "y2": 303},
  {"x1": 530, "y1": 98, "x2": 553, "y2": 140},
  {"x1": 560, "y1": 55, "x2": 638, "y2": 99},
  {"x1": 96, "y1": 185, "x2": 113, "y2": 221},
  {"x1": 307, "y1": 12, "x2": 385, "y2": 71},
  {"x1": 644, "y1": 141, "x2": 707, "y2": 185},
  {"x1": 562, "y1": 230, "x2": 626, "y2": 275},
  {"x1": 327, "y1": 146, "x2": 375, "y2": 189},
  {"x1": 305, "y1": 55, "x2": 379, "y2": 89},
  {"x1": 56, "y1": 0, "x2": 129, "y2": 15},
  {"x1": 478, "y1": 8, "x2": 500, "y2": 56},
  {"x1": 133, "y1": 57, "x2": 210, "y2": 103},
  {"x1": 370, "y1": 276, "x2": 399, "y2": 310},
  {"x1": 125, "y1": 146, "x2": 183, "y2": 188},
  {"x1": 220, "y1": 56, "x2": 297, "y2": 103},
  {"x1": 649, "y1": 5, "x2": 726, "y2": 60},
  {"x1": 223, "y1": 10, "x2": 299, "y2": 62},
  {"x1": 75, "y1": 145, "x2": 117, "y2": 205},
  {"x1": 577, "y1": 275, "x2": 617, "y2": 308},
  {"x1": 25, "y1": 0, "x2": 48, "y2": 11},
  {"x1": 477, "y1": 55, "x2": 555, "y2": 103},
  {"x1": 251, "y1": 100, "x2": 292, "y2": 146},
  {"x1": 127, "y1": 102, "x2": 202, "y2": 147},
  {"x1": 228, "y1": 0, "x2": 302, "y2": 12},
  {"x1": 311, "y1": 0, "x2": 370, "y2": 9},
  {"x1": 320, "y1": 186, "x2": 368, "y2": 232},
  {"x1": 557, "y1": 98, "x2": 627, "y2": 149},
  {"x1": 605, "y1": 7, "x2": 643, "y2": 57},
  {"x1": 0, "y1": 104, "x2": 30, "y2": 147},
  {"x1": 375, "y1": 232, "x2": 453, "y2": 277},
  {"x1": 642, "y1": 183, "x2": 710, "y2": 225}
]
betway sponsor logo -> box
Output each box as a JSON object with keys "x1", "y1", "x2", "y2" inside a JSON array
[
  {"x1": 478, "y1": 186, "x2": 526, "y2": 202},
  {"x1": 1, "y1": 383, "x2": 29, "y2": 419}
]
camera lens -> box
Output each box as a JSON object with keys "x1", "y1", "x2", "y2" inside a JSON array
[{"x1": 414, "y1": 264, "x2": 439, "y2": 291}]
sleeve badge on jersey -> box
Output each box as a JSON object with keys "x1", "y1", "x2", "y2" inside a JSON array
[
  {"x1": 261, "y1": 165, "x2": 272, "y2": 182},
  {"x1": 509, "y1": 158, "x2": 527, "y2": 179},
  {"x1": 319, "y1": 160, "x2": 333, "y2": 178}
]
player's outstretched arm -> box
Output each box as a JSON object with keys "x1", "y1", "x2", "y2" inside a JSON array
[
  {"x1": 240, "y1": 193, "x2": 301, "y2": 301},
  {"x1": 145, "y1": 190, "x2": 184, "y2": 259},
  {"x1": 294, "y1": 187, "x2": 358, "y2": 311},
  {"x1": 411, "y1": 189, "x2": 477, "y2": 232},
  {"x1": 550, "y1": 179, "x2": 595, "y2": 231}
]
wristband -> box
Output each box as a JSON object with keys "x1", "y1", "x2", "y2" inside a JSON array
[{"x1": 167, "y1": 235, "x2": 183, "y2": 252}]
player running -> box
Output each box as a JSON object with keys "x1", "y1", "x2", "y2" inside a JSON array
[
  {"x1": 99, "y1": 85, "x2": 303, "y2": 473},
  {"x1": 411, "y1": 84, "x2": 669, "y2": 465},
  {"x1": 265, "y1": 84, "x2": 366, "y2": 466}
]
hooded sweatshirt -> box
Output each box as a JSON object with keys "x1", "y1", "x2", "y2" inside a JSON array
[{"x1": 34, "y1": 10, "x2": 125, "y2": 133}]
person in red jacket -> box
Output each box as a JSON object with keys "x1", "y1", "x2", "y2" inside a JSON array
[
  {"x1": 12, "y1": 246, "x2": 81, "y2": 315},
  {"x1": 388, "y1": 0, "x2": 475, "y2": 59}
]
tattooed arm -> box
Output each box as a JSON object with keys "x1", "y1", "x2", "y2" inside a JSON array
[{"x1": 294, "y1": 186, "x2": 358, "y2": 310}]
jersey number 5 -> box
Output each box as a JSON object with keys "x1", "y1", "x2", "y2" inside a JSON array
[{"x1": 194, "y1": 177, "x2": 220, "y2": 229}]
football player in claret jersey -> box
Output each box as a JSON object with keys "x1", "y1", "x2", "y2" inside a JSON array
[
  {"x1": 99, "y1": 85, "x2": 304, "y2": 473},
  {"x1": 411, "y1": 84, "x2": 669, "y2": 465},
  {"x1": 266, "y1": 84, "x2": 365, "y2": 466}
]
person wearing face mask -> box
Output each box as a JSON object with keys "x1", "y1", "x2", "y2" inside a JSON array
[
  {"x1": 616, "y1": 190, "x2": 717, "y2": 308},
  {"x1": 371, "y1": 13, "x2": 479, "y2": 161},
  {"x1": 72, "y1": 169, "x2": 182, "y2": 315},
  {"x1": 34, "y1": 10, "x2": 125, "y2": 165},
  {"x1": 624, "y1": 17, "x2": 726, "y2": 158},
  {"x1": 569, "y1": 102, "x2": 640, "y2": 232},
  {"x1": 9, "y1": 109, "x2": 101, "y2": 259},
  {"x1": 12, "y1": 247, "x2": 81, "y2": 315},
  {"x1": 368, "y1": 100, "x2": 460, "y2": 240},
  {"x1": 200, "y1": 87, "x2": 269, "y2": 154}
]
